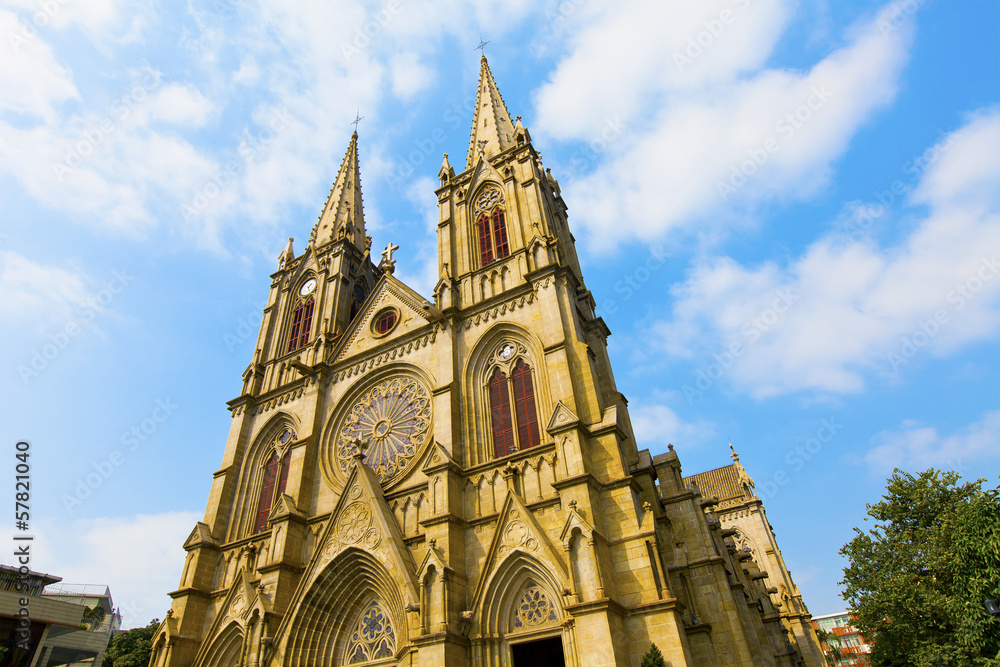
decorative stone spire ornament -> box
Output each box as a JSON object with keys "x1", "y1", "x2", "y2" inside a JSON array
[
  {"x1": 379, "y1": 242, "x2": 398, "y2": 275},
  {"x1": 278, "y1": 237, "x2": 294, "y2": 269}
]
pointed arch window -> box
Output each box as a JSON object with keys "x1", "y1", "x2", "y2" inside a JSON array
[
  {"x1": 488, "y1": 357, "x2": 540, "y2": 458},
  {"x1": 287, "y1": 296, "x2": 315, "y2": 352},
  {"x1": 346, "y1": 599, "x2": 396, "y2": 663},
  {"x1": 474, "y1": 185, "x2": 510, "y2": 268},
  {"x1": 254, "y1": 448, "x2": 292, "y2": 534}
]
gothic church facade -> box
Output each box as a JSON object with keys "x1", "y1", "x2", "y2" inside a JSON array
[{"x1": 151, "y1": 58, "x2": 823, "y2": 667}]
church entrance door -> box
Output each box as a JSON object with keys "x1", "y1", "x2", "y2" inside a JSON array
[{"x1": 510, "y1": 636, "x2": 565, "y2": 667}]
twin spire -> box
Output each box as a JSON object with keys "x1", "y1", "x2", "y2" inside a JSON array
[
  {"x1": 466, "y1": 56, "x2": 517, "y2": 169},
  {"x1": 310, "y1": 56, "x2": 522, "y2": 248},
  {"x1": 311, "y1": 131, "x2": 367, "y2": 251}
]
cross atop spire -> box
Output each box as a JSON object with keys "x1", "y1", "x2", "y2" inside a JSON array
[
  {"x1": 466, "y1": 56, "x2": 516, "y2": 169},
  {"x1": 311, "y1": 132, "x2": 366, "y2": 251},
  {"x1": 350, "y1": 110, "x2": 364, "y2": 134},
  {"x1": 474, "y1": 34, "x2": 490, "y2": 57}
]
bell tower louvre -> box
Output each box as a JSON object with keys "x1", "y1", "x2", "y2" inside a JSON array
[{"x1": 151, "y1": 56, "x2": 823, "y2": 667}]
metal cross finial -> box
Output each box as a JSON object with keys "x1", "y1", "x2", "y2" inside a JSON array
[
  {"x1": 474, "y1": 34, "x2": 489, "y2": 56},
  {"x1": 350, "y1": 110, "x2": 364, "y2": 133}
]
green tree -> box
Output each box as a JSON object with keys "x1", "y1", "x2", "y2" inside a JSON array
[
  {"x1": 103, "y1": 619, "x2": 159, "y2": 667},
  {"x1": 640, "y1": 643, "x2": 666, "y2": 667},
  {"x1": 840, "y1": 469, "x2": 1000, "y2": 667}
]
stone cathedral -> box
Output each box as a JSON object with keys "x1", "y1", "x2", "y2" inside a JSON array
[{"x1": 151, "y1": 58, "x2": 825, "y2": 667}]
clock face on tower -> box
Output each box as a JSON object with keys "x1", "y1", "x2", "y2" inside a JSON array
[
  {"x1": 300, "y1": 278, "x2": 317, "y2": 296},
  {"x1": 331, "y1": 376, "x2": 432, "y2": 483}
]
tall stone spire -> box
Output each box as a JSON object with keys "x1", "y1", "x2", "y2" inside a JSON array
[
  {"x1": 466, "y1": 56, "x2": 516, "y2": 169},
  {"x1": 311, "y1": 132, "x2": 366, "y2": 251}
]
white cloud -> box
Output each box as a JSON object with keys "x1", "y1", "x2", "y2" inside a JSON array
[
  {"x1": 0, "y1": 10, "x2": 78, "y2": 122},
  {"x1": 862, "y1": 410, "x2": 1000, "y2": 475},
  {"x1": 648, "y1": 110, "x2": 1000, "y2": 397},
  {"x1": 629, "y1": 402, "x2": 716, "y2": 450},
  {"x1": 534, "y1": 0, "x2": 913, "y2": 250},
  {"x1": 0, "y1": 251, "x2": 93, "y2": 331},
  {"x1": 148, "y1": 84, "x2": 215, "y2": 126},
  {"x1": 33, "y1": 512, "x2": 199, "y2": 629},
  {"x1": 390, "y1": 51, "x2": 435, "y2": 101}
]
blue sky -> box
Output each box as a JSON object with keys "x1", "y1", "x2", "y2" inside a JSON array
[{"x1": 1, "y1": 0, "x2": 998, "y2": 629}]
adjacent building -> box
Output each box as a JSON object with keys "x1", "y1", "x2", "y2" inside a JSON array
[
  {"x1": 0, "y1": 565, "x2": 120, "y2": 667},
  {"x1": 812, "y1": 612, "x2": 872, "y2": 666},
  {"x1": 151, "y1": 57, "x2": 824, "y2": 666}
]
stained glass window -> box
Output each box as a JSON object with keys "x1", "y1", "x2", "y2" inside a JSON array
[
  {"x1": 475, "y1": 185, "x2": 510, "y2": 268},
  {"x1": 489, "y1": 368, "x2": 515, "y2": 458},
  {"x1": 336, "y1": 377, "x2": 432, "y2": 482},
  {"x1": 254, "y1": 452, "x2": 279, "y2": 533},
  {"x1": 492, "y1": 207, "x2": 510, "y2": 259},
  {"x1": 513, "y1": 584, "x2": 558, "y2": 629},
  {"x1": 511, "y1": 360, "x2": 539, "y2": 450},
  {"x1": 346, "y1": 600, "x2": 396, "y2": 664},
  {"x1": 488, "y1": 358, "x2": 539, "y2": 459},
  {"x1": 287, "y1": 297, "x2": 314, "y2": 352},
  {"x1": 477, "y1": 213, "x2": 494, "y2": 266},
  {"x1": 373, "y1": 309, "x2": 397, "y2": 335}
]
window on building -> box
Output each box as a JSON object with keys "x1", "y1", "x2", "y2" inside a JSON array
[
  {"x1": 372, "y1": 308, "x2": 398, "y2": 335},
  {"x1": 488, "y1": 359, "x2": 540, "y2": 458},
  {"x1": 287, "y1": 297, "x2": 315, "y2": 352},
  {"x1": 254, "y1": 450, "x2": 292, "y2": 533},
  {"x1": 474, "y1": 185, "x2": 510, "y2": 268}
]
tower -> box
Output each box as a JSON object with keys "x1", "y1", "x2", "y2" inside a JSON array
[{"x1": 152, "y1": 58, "x2": 823, "y2": 666}]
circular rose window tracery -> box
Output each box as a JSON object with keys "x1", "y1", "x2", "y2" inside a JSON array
[{"x1": 334, "y1": 376, "x2": 432, "y2": 483}]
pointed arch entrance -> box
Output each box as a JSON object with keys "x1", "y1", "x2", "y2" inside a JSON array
[
  {"x1": 473, "y1": 552, "x2": 574, "y2": 667},
  {"x1": 283, "y1": 548, "x2": 406, "y2": 667}
]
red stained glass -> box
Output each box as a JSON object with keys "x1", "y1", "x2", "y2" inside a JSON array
[
  {"x1": 287, "y1": 302, "x2": 303, "y2": 352},
  {"x1": 489, "y1": 368, "x2": 515, "y2": 457},
  {"x1": 254, "y1": 452, "x2": 279, "y2": 533},
  {"x1": 511, "y1": 359, "x2": 539, "y2": 450},
  {"x1": 277, "y1": 450, "x2": 291, "y2": 496},
  {"x1": 477, "y1": 213, "x2": 494, "y2": 266},
  {"x1": 492, "y1": 207, "x2": 510, "y2": 259},
  {"x1": 298, "y1": 297, "x2": 314, "y2": 349},
  {"x1": 374, "y1": 310, "x2": 397, "y2": 335}
]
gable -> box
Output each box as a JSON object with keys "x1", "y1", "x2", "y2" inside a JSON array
[
  {"x1": 471, "y1": 490, "x2": 569, "y2": 611},
  {"x1": 330, "y1": 274, "x2": 438, "y2": 366}
]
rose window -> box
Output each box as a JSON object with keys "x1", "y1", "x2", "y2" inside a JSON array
[
  {"x1": 336, "y1": 377, "x2": 431, "y2": 482},
  {"x1": 513, "y1": 584, "x2": 558, "y2": 628}
]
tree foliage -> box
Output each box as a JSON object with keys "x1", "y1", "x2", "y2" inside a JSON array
[
  {"x1": 641, "y1": 643, "x2": 666, "y2": 667},
  {"x1": 103, "y1": 619, "x2": 159, "y2": 667},
  {"x1": 840, "y1": 469, "x2": 1000, "y2": 667}
]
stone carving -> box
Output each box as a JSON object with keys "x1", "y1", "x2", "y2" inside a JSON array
[{"x1": 335, "y1": 377, "x2": 432, "y2": 482}]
